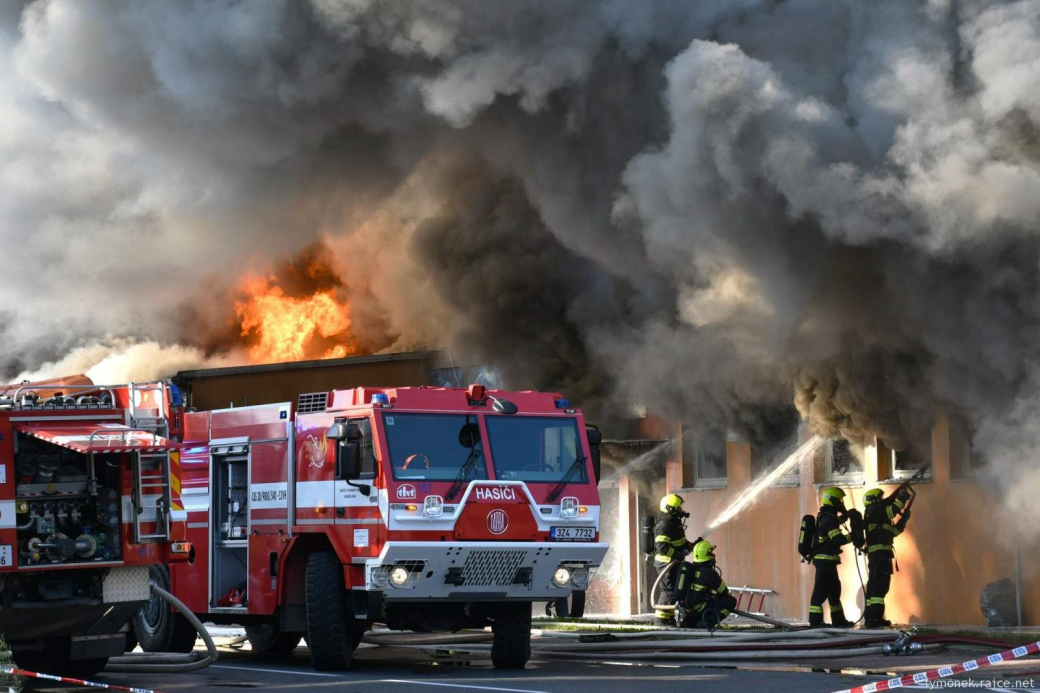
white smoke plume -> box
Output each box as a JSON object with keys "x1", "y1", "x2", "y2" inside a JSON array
[{"x1": 2, "y1": 1, "x2": 1040, "y2": 519}]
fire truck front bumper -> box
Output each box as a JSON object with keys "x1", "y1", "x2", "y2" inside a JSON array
[{"x1": 363, "y1": 541, "x2": 609, "y2": 601}]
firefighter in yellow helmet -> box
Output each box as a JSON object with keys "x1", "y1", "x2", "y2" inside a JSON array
[
  {"x1": 862, "y1": 486, "x2": 912, "y2": 627},
  {"x1": 674, "y1": 541, "x2": 738, "y2": 628},
  {"x1": 808, "y1": 487, "x2": 854, "y2": 628},
  {"x1": 653, "y1": 493, "x2": 702, "y2": 625}
]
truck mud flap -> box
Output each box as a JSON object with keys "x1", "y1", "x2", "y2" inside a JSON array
[{"x1": 351, "y1": 589, "x2": 383, "y2": 620}]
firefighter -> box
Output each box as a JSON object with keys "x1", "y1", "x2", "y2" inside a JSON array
[
  {"x1": 809, "y1": 486, "x2": 854, "y2": 628},
  {"x1": 680, "y1": 541, "x2": 737, "y2": 628},
  {"x1": 862, "y1": 487, "x2": 912, "y2": 628},
  {"x1": 653, "y1": 493, "x2": 700, "y2": 625}
]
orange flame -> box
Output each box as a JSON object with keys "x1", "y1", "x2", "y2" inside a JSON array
[{"x1": 235, "y1": 276, "x2": 360, "y2": 363}]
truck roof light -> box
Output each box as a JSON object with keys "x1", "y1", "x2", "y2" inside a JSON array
[
  {"x1": 371, "y1": 393, "x2": 390, "y2": 407},
  {"x1": 554, "y1": 399, "x2": 571, "y2": 409}
]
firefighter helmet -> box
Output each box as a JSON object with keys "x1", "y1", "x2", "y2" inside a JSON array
[
  {"x1": 821, "y1": 486, "x2": 846, "y2": 508},
  {"x1": 660, "y1": 493, "x2": 684, "y2": 514},
  {"x1": 863, "y1": 488, "x2": 884, "y2": 505},
  {"x1": 692, "y1": 540, "x2": 716, "y2": 564}
]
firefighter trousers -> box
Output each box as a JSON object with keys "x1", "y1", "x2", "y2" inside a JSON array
[
  {"x1": 809, "y1": 561, "x2": 848, "y2": 626},
  {"x1": 688, "y1": 593, "x2": 738, "y2": 627},
  {"x1": 656, "y1": 563, "x2": 678, "y2": 621},
  {"x1": 865, "y1": 557, "x2": 893, "y2": 624}
]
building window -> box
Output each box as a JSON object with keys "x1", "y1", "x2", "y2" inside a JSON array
[
  {"x1": 750, "y1": 409, "x2": 803, "y2": 486},
  {"x1": 879, "y1": 439, "x2": 932, "y2": 481},
  {"x1": 683, "y1": 427, "x2": 727, "y2": 488},
  {"x1": 824, "y1": 438, "x2": 864, "y2": 482},
  {"x1": 949, "y1": 417, "x2": 985, "y2": 479}
]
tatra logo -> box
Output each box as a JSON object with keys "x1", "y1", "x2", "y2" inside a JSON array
[
  {"x1": 486, "y1": 508, "x2": 509, "y2": 535},
  {"x1": 397, "y1": 484, "x2": 417, "y2": 500},
  {"x1": 474, "y1": 486, "x2": 518, "y2": 502}
]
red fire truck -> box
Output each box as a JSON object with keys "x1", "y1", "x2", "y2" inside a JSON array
[
  {"x1": 145, "y1": 384, "x2": 606, "y2": 670},
  {"x1": 0, "y1": 378, "x2": 190, "y2": 676}
]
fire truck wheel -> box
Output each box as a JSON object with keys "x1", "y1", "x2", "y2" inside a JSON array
[
  {"x1": 244, "y1": 623, "x2": 302, "y2": 656},
  {"x1": 133, "y1": 565, "x2": 198, "y2": 654},
  {"x1": 491, "y1": 602, "x2": 532, "y2": 669},
  {"x1": 305, "y1": 551, "x2": 356, "y2": 671}
]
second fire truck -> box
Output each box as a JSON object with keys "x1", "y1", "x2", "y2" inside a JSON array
[
  {"x1": 0, "y1": 377, "x2": 190, "y2": 676},
  {"x1": 142, "y1": 384, "x2": 607, "y2": 670}
]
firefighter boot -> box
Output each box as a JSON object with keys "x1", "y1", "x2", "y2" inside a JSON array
[
  {"x1": 830, "y1": 605, "x2": 854, "y2": 628},
  {"x1": 808, "y1": 605, "x2": 825, "y2": 628}
]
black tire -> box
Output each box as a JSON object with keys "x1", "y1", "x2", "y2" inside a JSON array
[
  {"x1": 15, "y1": 638, "x2": 108, "y2": 678},
  {"x1": 305, "y1": 551, "x2": 356, "y2": 671},
  {"x1": 245, "y1": 622, "x2": 302, "y2": 656},
  {"x1": 132, "y1": 565, "x2": 198, "y2": 654},
  {"x1": 491, "y1": 603, "x2": 532, "y2": 669}
]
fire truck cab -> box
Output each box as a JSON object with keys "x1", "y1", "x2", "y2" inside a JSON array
[
  {"x1": 156, "y1": 384, "x2": 607, "y2": 670},
  {"x1": 0, "y1": 379, "x2": 189, "y2": 677}
]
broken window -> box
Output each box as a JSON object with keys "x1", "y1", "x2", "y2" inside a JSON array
[
  {"x1": 878, "y1": 438, "x2": 932, "y2": 481},
  {"x1": 950, "y1": 417, "x2": 985, "y2": 479},
  {"x1": 682, "y1": 426, "x2": 727, "y2": 488},
  {"x1": 824, "y1": 438, "x2": 864, "y2": 481},
  {"x1": 749, "y1": 408, "x2": 802, "y2": 486}
]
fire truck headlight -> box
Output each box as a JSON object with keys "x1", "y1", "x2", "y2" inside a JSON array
[
  {"x1": 390, "y1": 566, "x2": 410, "y2": 587},
  {"x1": 371, "y1": 566, "x2": 390, "y2": 589},
  {"x1": 424, "y1": 495, "x2": 443, "y2": 517},
  {"x1": 560, "y1": 497, "x2": 579, "y2": 518},
  {"x1": 570, "y1": 566, "x2": 589, "y2": 589},
  {"x1": 552, "y1": 566, "x2": 572, "y2": 588}
]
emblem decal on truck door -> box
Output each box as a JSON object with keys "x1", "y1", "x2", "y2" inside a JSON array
[
  {"x1": 397, "y1": 484, "x2": 417, "y2": 500},
  {"x1": 486, "y1": 509, "x2": 509, "y2": 535}
]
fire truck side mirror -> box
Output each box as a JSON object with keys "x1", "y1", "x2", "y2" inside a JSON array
[
  {"x1": 328, "y1": 423, "x2": 363, "y2": 481},
  {"x1": 586, "y1": 425, "x2": 602, "y2": 484},
  {"x1": 336, "y1": 439, "x2": 362, "y2": 481},
  {"x1": 326, "y1": 422, "x2": 361, "y2": 441}
]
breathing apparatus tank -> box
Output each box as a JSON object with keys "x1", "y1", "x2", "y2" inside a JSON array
[{"x1": 640, "y1": 514, "x2": 655, "y2": 556}]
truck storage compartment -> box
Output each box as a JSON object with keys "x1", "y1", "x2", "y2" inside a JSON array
[
  {"x1": 13, "y1": 432, "x2": 123, "y2": 566},
  {"x1": 213, "y1": 449, "x2": 248, "y2": 607}
]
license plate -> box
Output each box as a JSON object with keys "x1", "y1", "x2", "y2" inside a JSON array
[
  {"x1": 550, "y1": 526, "x2": 595, "y2": 541},
  {"x1": 0, "y1": 545, "x2": 11, "y2": 567}
]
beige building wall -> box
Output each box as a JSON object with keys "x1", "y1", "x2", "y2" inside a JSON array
[{"x1": 647, "y1": 414, "x2": 1040, "y2": 625}]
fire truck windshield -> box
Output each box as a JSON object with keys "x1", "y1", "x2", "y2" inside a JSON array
[
  {"x1": 485, "y1": 416, "x2": 586, "y2": 484},
  {"x1": 383, "y1": 413, "x2": 490, "y2": 481}
]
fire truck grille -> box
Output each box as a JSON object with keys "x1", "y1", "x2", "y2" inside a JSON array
[{"x1": 461, "y1": 550, "x2": 527, "y2": 587}]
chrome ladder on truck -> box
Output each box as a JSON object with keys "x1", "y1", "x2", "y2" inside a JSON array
[{"x1": 127, "y1": 382, "x2": 172, "y2": 543}]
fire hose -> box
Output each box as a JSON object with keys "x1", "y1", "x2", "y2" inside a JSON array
[
  {"x1": 367, "y1": 628, "x2": 1030, "y2": 666},
  {"x1": 103, "y1": 580, "x2": 218, "y2": 673}
]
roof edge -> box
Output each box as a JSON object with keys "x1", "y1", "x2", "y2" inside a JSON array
[{"x1": 175, "y1": 349, "x2": 447, "y2": 381}]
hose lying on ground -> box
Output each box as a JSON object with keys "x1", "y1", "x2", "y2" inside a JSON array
[{"x1": 105, "y1": 581, "x2": 218, "y2": 673}]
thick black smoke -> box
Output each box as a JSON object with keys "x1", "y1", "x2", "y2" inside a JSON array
[{"x1": 4, "y1": 1, "x2": 1040, "y2": 520}]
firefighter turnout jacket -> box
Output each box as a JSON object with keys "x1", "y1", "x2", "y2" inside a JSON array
[
  {"x1": 654, "y1": 515, "x2": 693, "y2": 567},
  {"x1": 813, "y1": 506, "x2": 851, "y2": 565},
  {"x1": 865, "y1": 495, "x2": 909, "y2": 560},
  {"x1": 687, "y1": 564, "x2": 730, "y2": 612}
]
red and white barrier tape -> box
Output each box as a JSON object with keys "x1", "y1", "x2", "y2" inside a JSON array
[
  {"x1": 0, "y1": 665, "x2": 162, "y2": 693},
  {"x1": 833, "y1": 640, "x2": 1040, "y2": 693}
]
